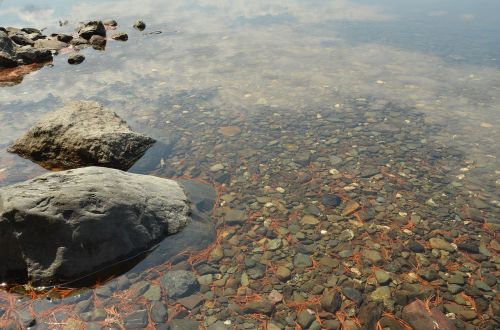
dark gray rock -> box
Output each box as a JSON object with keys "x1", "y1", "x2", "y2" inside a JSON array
[
  {"x1": 68, "y1": 53, "x2": 85, "y2": 64},
  {"x1": 78, "y1": 21, "x2": 106, "y2": 40},
  {"x1": 9, "y1": 32, "x2": 35, "y2": 46},
  {"x1": 241, "y1": 300, "x2": 274, "y2": 315},
  {"x1": 321, "y1": 289, "x2": 342, "y2": 313},
  {"x1": 161, "y1": 270, "x2": 199, "y2": 299},
  {"x1": 111, "y1": 32, "x2": 128, "y2": 41},
  {"x1": 321, "y1": 194, "x2": 341, "y2": 207},
  {"x1": 8, "y1": 101, "x2": 155, "y2": 170},
  {"x1": 133, "y1": 20, "x2": 146, "y2": 31},
  {"x1": 0, "y1": 31, "x2": 18, "y2": 67},
  {"x1": 57, "y1": 34, "x2": 73, "y2": 43},
  {"x1": 124, "y1": 309, "x2": 148, "y2": 329},
  {"x1": 16, "y1": 46, "x2": 53, "y2": 64},
  {"x1": 150, "y1": 301, "x2": 168, "y2": 323},
  {"x1": 342, "y1": 287, "x2": 363, "y2": 305},
  {"x1": 297, "y1": 309, "x2": 316, "y2": 328},
  {"x1": 0, "y1": 166, "x2": 189, "y2": 285},
  {"x1": 70, "y1": 37, "x2": 88, "y2": 46}
]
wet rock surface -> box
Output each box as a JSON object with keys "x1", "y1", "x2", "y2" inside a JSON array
[
  {"x1": 0, "y1": 166, "x2": 189, "y2": 285},
  {"x1": 8, "y1": 101, "x2": 155, "y2": 170}
]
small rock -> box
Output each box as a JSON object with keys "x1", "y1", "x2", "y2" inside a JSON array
[
  {"x1": 224, "y1": 209, "x2": 247, "y2": 225},
  {"x1": 320, "y1": 290, "x2": 341, "y2": 313},
  {"x1": 68, "y1": 53, "x2": 85, "y2": 64},
  {"x1": 402, "y1": 299, "x2": 457, "y2": 330},
  {"x1": 408, "y1": 240, "x2": 425, "y2": 253},
  {"x1": 342, "y1": 201, "x2": 361, "y2": 216},
  {"x1": 124, "y1": 310, "x2": 148, "y2": 329},
  {"x1": 374, "y1": 270, "x2": 391, "y2": 285},
  {"x1": 293, "y1": 253, "x2": 313, "y2": 268},
  {"x1": 321, "y1": 194, "x2": 341, "y2": 207},
  {"x1": 78, "y1": 21, "x2": 106, "y2": 40},
  {"x1": 301, "y1": 215, "x2": 320, "y2": 226},
  {"x1": 161, "y1": 270, "x2": 199, "y2": 299},
  {"x1": 429, "y1": 237, "x2": 456, "y2": 252},
  {"x1": 111, "y1": 32, "x2": 128, "y2": 41},
  {"x1": 133, "y1": 20, "x2": 147, "y2": 31},
  {"x1": 371, "y1": 286, "x2": 391, "y2": 301},
  {"x1": 363, "y1": 249, "x2": 383, "y2": 265},
  {"x1": 297, "y1": 309, "x2": 316, "y2": 329},
  {"x1": 150, "y1": 301, "x2": 168, "y2": 323},
  {"x1": 89, "y1": 35, "x2": 106, "y2": 49},
  {"x1": 342, "y1": 287, "x2": 363, "y2": 305},
  {"x1": 169, "y1": 319, "x2": 199, "y2": 330},
  {"x1": 242, "y1": 300, "x2": 274, "y2": 315},
  {"x1": 276, "y1": 266, "x2": 292, "y2": 281}
]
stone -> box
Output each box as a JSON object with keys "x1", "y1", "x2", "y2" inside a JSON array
[
  {"x1": 342, "y1": 287, "x2": 363, "y2": 305},
  {"x1": 9, "y1": 32, "x2": 35, "y2": 46},
  {"x1": 89, "y1": 35, "x2": 106, "y2": 49},
  {"x1": 276, "y1": 267, "x2": 292, "y2": 281},
  {"x1": 8, "y1": 101, "x2": 155, "y2": 170},
  {"x1": 293, "y1": 253, "x2": 313, "y2": 268},
  {"x1": 78, "y1": 21, "x2": 106, "y2": 40},
  {"x1": 143, "y1": 285, "x2": 162, "y2": 301},
  {"x1": 224, "y1": 209, "x2": 247, "y2": 225},
  {"x1": 111, "y1": 32, "x2": 128, "y2": 41},
  {"x1": 371, "y1": 286, "x2": 391, "y2": 301},
  {"x1": 218, "y1": 126, "x2": 241, "y2": 137},
  {"x1": 124, "y1": 310, "x2": 148, "y2": 329},
  {"x1": 363, "y1": 250, "x2": 383, "y2": 265},
  {"x1": 133, "y1": 20, "x2": 147, "y2": 31},
  {"x1": 242, "y1": 300, "x2": 274, "y2": 315},
  {"x1": 374, "y1": 270, "x2": 391, "y2": 285},
  {"x1": 176, "y1": 293, "x2": 205, "y2": 309},
  {"x1": 323, "y1": 320, "x2": 341, "y2": 330},
  {"x1": 0, "y1": 31, "x2": 20, "y2": 67},
  {"x1": 429, "y1": 237, "x2": 456, "y2": 252},
  {"x1": 342, "y1": 201, "x2": 361, "y2": 216},
  {"x1": 408, "y1": 240, "x2": 425, "y2": 253},
  {"x1": 16, "y1": 47, "x2": 53, "y2": 64},
  {"x1": 402, "y1": 299, "x2": 457, "y2": 330},
  {"x1": 320, "y1": 290, "x2": 341, "y2": 313},
  {"x1": 301, "y1": 215, "x2": 320, "y2": 225},
  {"x1": 169, "y1": 319, "x2": 199, "y2": 330},
  {"x1": 150, "y1": 301, "x2": 168, "y2": 323},
  {"x1": 0, "y1": 167, "x2": 188, "y2": 285},
  {"x1": 321, "y1": 194, "x2": 341, "y2": 207},
  {"x1": 57, "y1": 34, "x2": 73, "y2": 43},
  {"x1": 297, "y1": 309, "x2": 316, "y2": 329},
  {"x1": 161, "y1": 270, "x2": 199, "y2": 299}
]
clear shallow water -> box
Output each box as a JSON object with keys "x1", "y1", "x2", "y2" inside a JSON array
[{"x1": 0, "y1": 1, "x2": 499, "y2": 329}]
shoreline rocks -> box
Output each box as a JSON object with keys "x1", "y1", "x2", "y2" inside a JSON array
[{"x1": 8, "y1": 101, "x2": 156, "y2": 171}]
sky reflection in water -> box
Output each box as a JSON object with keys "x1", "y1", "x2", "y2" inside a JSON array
[{"x1": 0, "y1": 0, "x2": 499, "y2": 189}]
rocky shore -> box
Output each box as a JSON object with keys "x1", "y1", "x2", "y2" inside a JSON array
[{"x1": 0, "y1": 19, "x2": 142, "y2": 86}]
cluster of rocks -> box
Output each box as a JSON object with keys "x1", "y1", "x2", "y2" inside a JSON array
[{"x1": 0, "y1": 18, "x2": 146, "y2": 69}]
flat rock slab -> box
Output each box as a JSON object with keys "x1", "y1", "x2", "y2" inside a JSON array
[
  {"x1": 8, "y1": 101, "x2": 155, "y2": 170},
  {"x1": 0, "y1": 167, "x2": 188, "y2": 285}
]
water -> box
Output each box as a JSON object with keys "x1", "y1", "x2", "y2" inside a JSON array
[{"x1": 0, "y1": 1, "x2": 499, "y2": 329}]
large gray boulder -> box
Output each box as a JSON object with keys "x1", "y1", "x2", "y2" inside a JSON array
[
  {"x1": 0, "y1": 167, "x2": 189, "y2": 285},
  {"x1": 8, "y1": 101, "x2": 156, "y2": 170}
]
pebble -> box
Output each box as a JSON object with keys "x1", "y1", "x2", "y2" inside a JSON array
[
  {"x1": 293, "y1": 253, "x2": 313, "y2": 268},
  {"x1": 133, "y1": 20, "x2": 146, "y2": 31},
  {"x1": 124, "y1": 309, "x2": 148, "y2": 329},
  {"x1": 297, "y1": 309, "x2": 316, "y2": 328},
  {"x1": 342, "y1": 201, "x2": 361, "y2": 216},
  {"x1": 68, "y1": 53, "x2": 85, "y2": 64},
  {"x1": 429, "y1": 237, "x2": 456, "y2": 252}
]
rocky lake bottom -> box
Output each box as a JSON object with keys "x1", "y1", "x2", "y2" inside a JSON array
[{"x1": 0, "y1": 96, "x2": 498, "y2": 330}]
